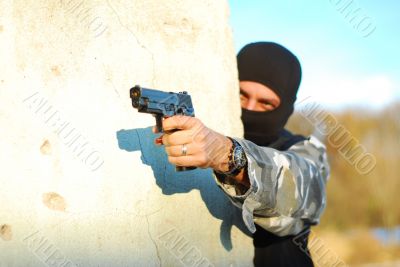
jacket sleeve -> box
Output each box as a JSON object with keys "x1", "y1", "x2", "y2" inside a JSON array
[{"x1": 213, "y1": 136, "x2": 330, "y2": 236}]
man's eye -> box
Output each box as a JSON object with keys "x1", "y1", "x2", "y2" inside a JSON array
[{"x1": 260, "y1": 102, "x2": 275, "y2": 111}]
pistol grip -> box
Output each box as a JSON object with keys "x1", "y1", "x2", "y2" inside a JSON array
[
  {"x1": 163, "y1": 127, "x2": 197, "y2": 172},
  {"x1": 155, "y1": 114, "x2": 163, "y2": 133},
  {"x1": 155, "y1": 116, "x2": 196, "y2": 172},
  {"x1": 176, "y1": 166, "x2": 197, "y2": 172}
]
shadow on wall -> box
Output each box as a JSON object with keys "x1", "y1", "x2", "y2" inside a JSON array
[{"x1": 116, "y1": 127, "x2": 252, "y2": 250}]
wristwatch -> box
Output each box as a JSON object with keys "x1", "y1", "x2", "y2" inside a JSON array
[{"x1": 219, "y1": 137, "x2": 247, "y2": 177}]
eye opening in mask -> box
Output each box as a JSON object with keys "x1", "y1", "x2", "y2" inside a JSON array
[{"x1": 239, "y1": 88, "x2": 280, "y2": 112}]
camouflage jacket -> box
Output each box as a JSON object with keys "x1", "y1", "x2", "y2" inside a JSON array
[{"x1": 214, "y1": 136, "x2": 330, "y2": 236}]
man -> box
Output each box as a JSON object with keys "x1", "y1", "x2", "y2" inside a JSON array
[{"x1": 154, "y1": 42, "x2": 329, "y2": 266}]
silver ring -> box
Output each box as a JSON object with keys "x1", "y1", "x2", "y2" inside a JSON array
[{"x1": 181, "y1": 144, "x2": 187, "y2": 156}]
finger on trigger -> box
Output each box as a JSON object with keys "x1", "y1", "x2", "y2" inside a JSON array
[{"x1": 163, "y1": 115, "x2": 195, "y2": 132}]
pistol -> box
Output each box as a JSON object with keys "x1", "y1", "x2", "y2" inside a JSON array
[{"x1": 130, "y1": 85, "x2": 196, "y2": 171}]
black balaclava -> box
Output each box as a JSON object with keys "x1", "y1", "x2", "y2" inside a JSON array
[{"x1": 237, "y1": 42, "x2": 302, "y2": 146}]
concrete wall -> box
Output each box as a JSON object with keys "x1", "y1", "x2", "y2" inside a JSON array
[{"x1": 0, "y1": 0, "x2": 252, "y2": 266}]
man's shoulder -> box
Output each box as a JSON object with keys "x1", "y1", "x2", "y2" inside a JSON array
[{"x1": 269, "y1": 129, "x2": 309, "y2": 151}]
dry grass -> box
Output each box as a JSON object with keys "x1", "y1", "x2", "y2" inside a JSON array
[
  {"x1": 286, "y1": 102, "x2": 400, "y2": 264},
  {"x1": 287, "y1": 102, "x2": 400, "y2": 229},
  {"x1": 310, "y1": 228, "x2": 400, "y2": 266}
]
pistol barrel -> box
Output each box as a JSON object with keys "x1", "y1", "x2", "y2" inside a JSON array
[{"x1": 129, "y1": 85, "x2": 195, "y2": 117}]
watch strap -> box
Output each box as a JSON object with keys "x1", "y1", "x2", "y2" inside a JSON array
[{"x1": 217, "y1": 137, "x2": 246, "y2": 177}]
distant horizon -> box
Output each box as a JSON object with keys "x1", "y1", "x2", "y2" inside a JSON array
[{"x1": 228, "y1": 0, "x2": 400, "y2": 111}]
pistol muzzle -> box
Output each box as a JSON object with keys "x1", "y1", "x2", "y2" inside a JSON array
[{"x1": 130, "y1": 85, "x2": 141, "y2": 108}]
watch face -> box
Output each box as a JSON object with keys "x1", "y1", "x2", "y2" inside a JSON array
[{"x1": 233, "y1": 146, "x2": 247, "y2": 169}]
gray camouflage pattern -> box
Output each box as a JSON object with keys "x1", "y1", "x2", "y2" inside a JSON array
[{"x1": 214, "y1": 136, "x2": 330, "y2": 236}]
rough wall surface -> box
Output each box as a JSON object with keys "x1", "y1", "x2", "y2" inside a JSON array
[{"x1": 0, "y1": 0, "x2": 252, "y2": 266}]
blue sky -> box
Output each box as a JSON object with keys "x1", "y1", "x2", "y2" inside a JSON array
[{"x1": 228, "y1": 0, "x2": 400, "y2": 111}]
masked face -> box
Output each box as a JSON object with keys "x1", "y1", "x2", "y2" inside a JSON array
[
  {"x1": 237, "y1": 42, "x2": 302, "y2": 146},
  {"x1": 240, "y1": 81, "x2": 293, "y2": 146}
]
